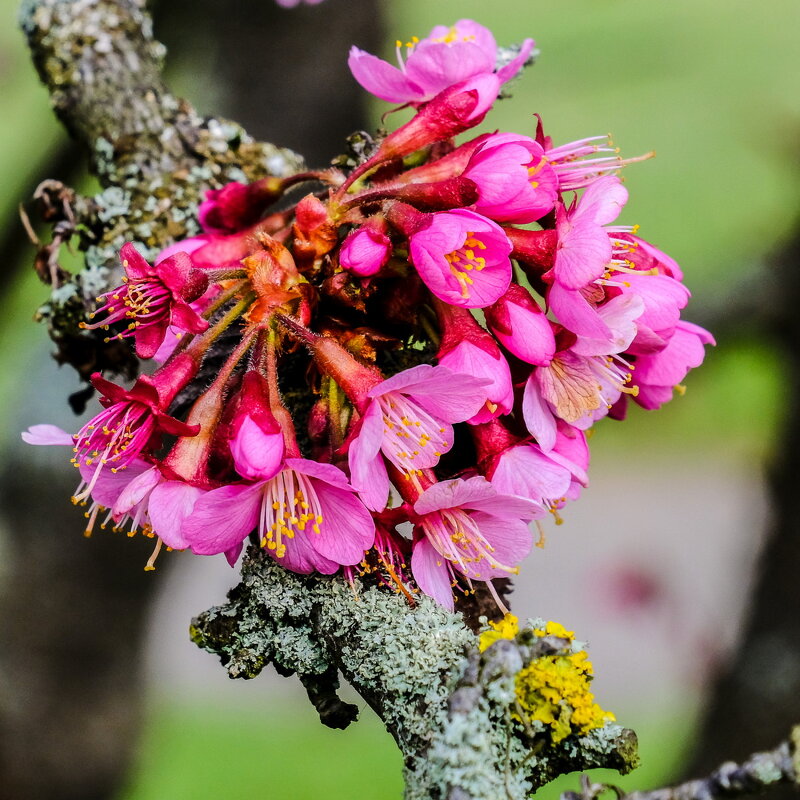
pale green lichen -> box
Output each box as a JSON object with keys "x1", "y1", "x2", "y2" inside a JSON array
[{"x1": 192, "y1": 549, "x2": 638, "y2": 800}]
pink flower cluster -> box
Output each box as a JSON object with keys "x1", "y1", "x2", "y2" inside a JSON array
[{"x1": 25, "y1": 20, "x2": 712, "y2": 610}]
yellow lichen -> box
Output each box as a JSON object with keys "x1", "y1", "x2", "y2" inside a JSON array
[
  {"x1": 478, "y1": 613, "x2": 520, "y2": 652},
  {"x1": 479, "y1": 615, "x2": 615, "y2": 743}
]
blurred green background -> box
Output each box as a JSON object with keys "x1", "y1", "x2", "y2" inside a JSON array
[{"x1": 1, "y1": 0, "x2": 798, "y2": 798}]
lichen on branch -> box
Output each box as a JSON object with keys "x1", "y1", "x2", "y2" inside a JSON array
[
  {"x1": 192, "y1": 548, "x2": 638, "y2": 800},
  {"x1": 20, "y1": 0, "x2": 302, "y2": 384}
]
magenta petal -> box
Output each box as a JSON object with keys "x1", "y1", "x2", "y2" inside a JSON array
[
  {"x1": 134, "y1": 320, "x2": 169, "y2": 360},
  {"x1": 224, "y1": 542, "x2": 243, "y2": 567},
  {"x1": 414, "y1": 475, "x2": 497, "y2": 515},
  {"x1": 120, "y1": 243, "x2": 151, "y2": 279},
  {"x1": 306, "y1": 479, "x2": 375, "y2": 565},
  {"x1": 270, "y1": 529, "x2": 340, "y2": 575},
  {"x1": 182, "y1": 483, "x2": 263, "y2": 555},
  {"x1": 170, "y1": 301, "x2": 210, "y2": 335},
  {"x1": 496, "y1": 38, "x2": 536, "y2": 83},
  {"x1": 21, "y1": 424, "x2": 73, "y2": 446},
  {"x1": 522, "y1": 374, "x2": 558, "y2": 452},
  {"x1": 79, "y1": 458, "x2": 152, "y2": 509},
  {"x1": 231, "y1": 415, "x2": 285, "y2": 481},
  {"x1": 411, "y1": 536, "x2": 455, "y2": 610},
  {"x1": 148, "y1": 481, "x2": 206, "y2": 550},
  {"x1": 349, "y1": 403, "x2": 391, "y2": 511},
  {"x1": 410, "y1": 210, "x2": 511, "y2": 308},
  {"x1": 461, "y1": 512, "x2": 532, "y2": 579},
  {"x1": 547, "y1": 282, "x2": 613, "y2": 342},
  {"x1": 347, "y1": 47, "x2": 423, "y2": 103}
]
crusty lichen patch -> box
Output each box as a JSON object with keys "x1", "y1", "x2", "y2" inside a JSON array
[{"x1": 192, "y1": 549, "x2": 638, "y2": 800}]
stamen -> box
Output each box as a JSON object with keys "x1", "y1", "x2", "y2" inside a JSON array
[{"x1": 144, "y1": 537, "x2": 164, "y2": 571}]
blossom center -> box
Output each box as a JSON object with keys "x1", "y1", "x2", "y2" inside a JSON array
[
  {"x1": 421, "y1": 508, "x2": 518, "y2": 579},
  {"x1": 259, "y1": 469, "x2": 324, "y2": 558},
  {"x1": 527, "y1": 157, "x2": 547, "y2": 189},
  {"x1": 444, "y1": 232, "x2": 488, "y2": 298},
  {"x1": 71, "y1": 403, "x2": 154, "y2": 501},
  {"x1": 377, "y1": 393, "x2": 449, "y2": 474},
  {"x1": 84, "y1": 276, "x2": 172, "y2": 342}
]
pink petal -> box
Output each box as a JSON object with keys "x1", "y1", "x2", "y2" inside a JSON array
[
  {"x1": 571, "y1": 293, "x2": 644, "y2": 357},
  {"x1": 348, "y1": 403, "x2": 391, "y2": 511},
  {"x1": 372, "y1": 365, "x2": 489, "y2": 423},
  {"x1": 270, "y1": 529, "x2": 340, "y2": 575},
  {"x1": 633, "y1": 322, "x2": 712, "y2": 386},
  {"x1": 554, "y1": 215, "x2": 612, "y2": 289},
  {"x1": 547, "y1": 282, "x2": 613, "y2": 342},
  {"x1": 411, "y1": 536, "x2": 455, "y2": 610},
  {"x1": 306, "y1": 479, "x2": 375, "y2": 565},
  {"x1": 414, "y1": 475, "x2": 497, "y2": 515},
  {"x1": 113, "y1": 465, "x2": 160, "y2": 515},
  {"x1": 155, "y1": 237, "x2": 206, "y2": 265},
  {"x1": 284, "y1": 457, "x2": 352, "y2": 490},
  {"x1": 182, "y1": 482, "x2": 263, "y2": 555},
  {"x1": 575, "y1": 176, "x2": 628, "y2": 226},
  {"x1": 78, "y1": 458, "x2": 152, "y2": 509},
  {"x1": 438, "y1": 341, "x2": 513, "y2": 423},
  {"x1": 489, "y1": 295, "x2": 556, "y2": 366},
  {"x1": 231, "y1": 415, "x2": 285, "y2": 481},
  {"x1": 634, "y1": 384, "x2": 676, "y2": 410},
  {"x1": 460, "y1": 512, "x2": 532, "y2": 579},
  {"x1": 405, "y1": 40, "x2": 495, "y2": 98},
  {"x1": 21, "y1": 424, "x2": 73, "y2": 446},
  {"x1": 347, "y1": 47, "x2": 424, "y2": 104},
  {"x1": 148, "y1": 481, "x2": 206, "y2": 550},
  {"x1": 496, "y1": 38, "x2": 536, "y2": 83},
  {"x1": 461, "y1": 490, "x2": 541, "y2": 521},
  {"x1": 491, "y1": 446, "x2": 571, "y2": 506},
  {"x1": 623, "y1": 273, "x2": 690, "y2": 337},
  {"x1": 522, "y1": 374, "x2": 558, "y2": 452}
]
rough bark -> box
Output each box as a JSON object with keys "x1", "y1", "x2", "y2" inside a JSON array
[
  {"x1": 192, "y1": 549, "x2": 639, "y2": 800},
  {"x1": 20, "y1": 0, "x2": 302, "y2": 384},
  {"x1": 566, "y1": 728, "x2": 800, "y2": 800}
]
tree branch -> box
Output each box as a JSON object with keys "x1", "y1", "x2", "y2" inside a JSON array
[
  {"x1": 192, "y1": 548, "x2": 638, "y2": 800},
  {"x1": 20, "y1": 0, "x2": 302, "y2": 383},
  {"x1": 564, "y1": 727, "x2": 800, "y2": 800}
]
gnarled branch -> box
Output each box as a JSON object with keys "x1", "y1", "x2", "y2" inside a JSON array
[
  {"x1": 192, "y1": 549, "x2": 638, "y2": 800},
  {"x1": 21, "y1": 0, "x2": 302, "y2": 384}
]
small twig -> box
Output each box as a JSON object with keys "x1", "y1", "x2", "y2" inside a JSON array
[{"x1": 563, "y1": 727, "x2": 800, "y2": 800}]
